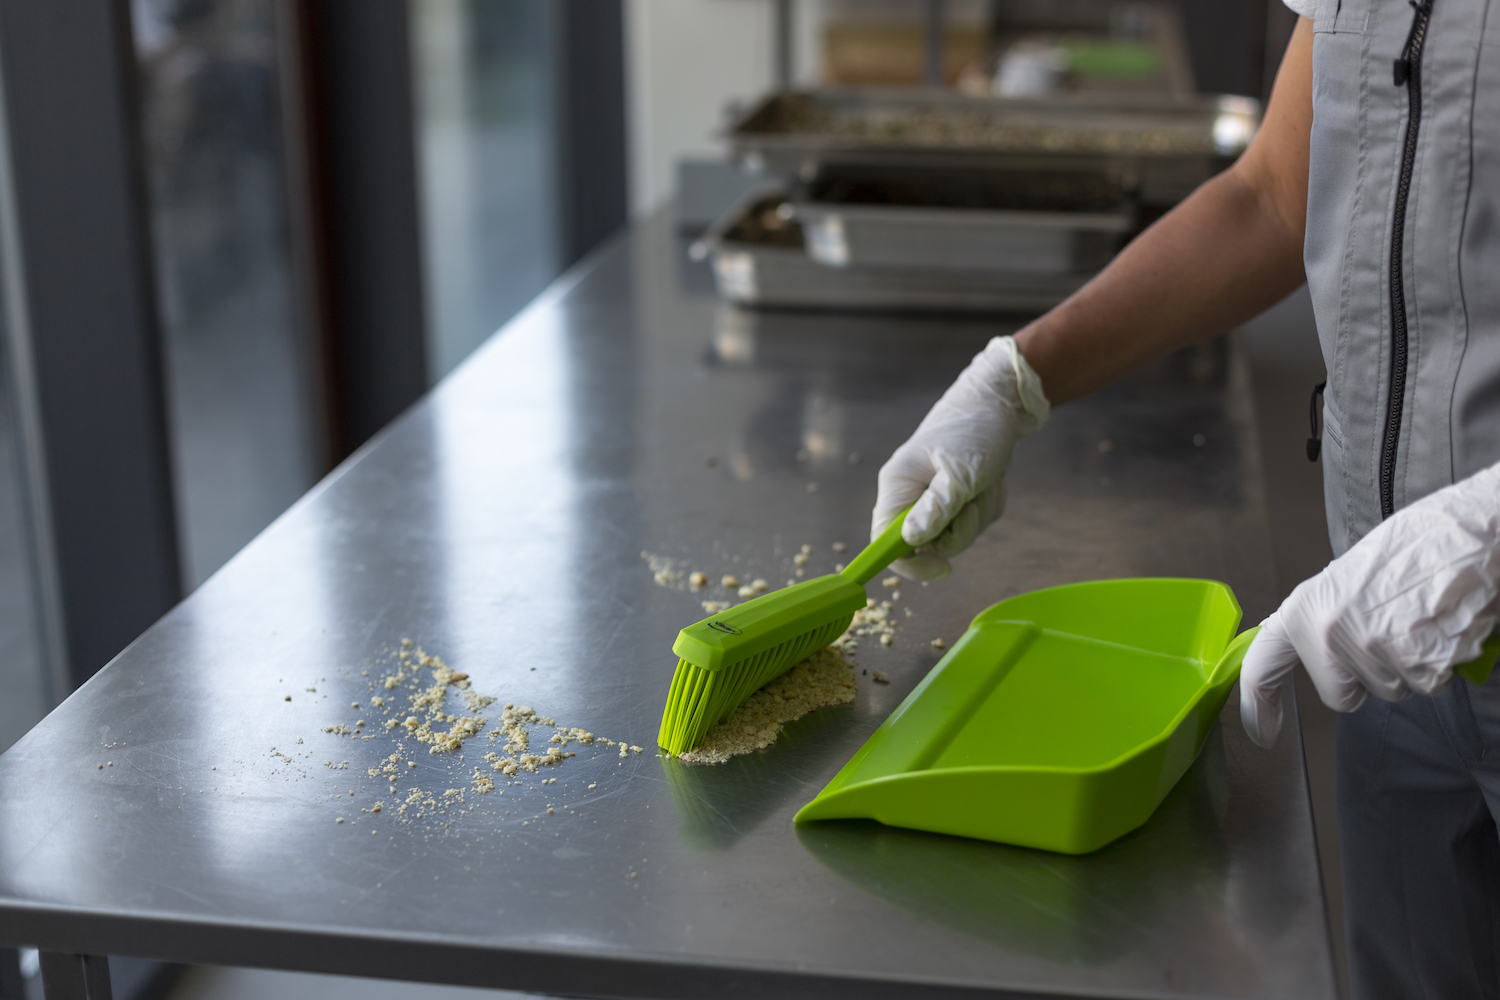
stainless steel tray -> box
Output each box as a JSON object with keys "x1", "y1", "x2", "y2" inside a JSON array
[
  {"x1": 728, "y1": 88, "x2": 1260, "y2": 205},
  {"x1": 794, "y1": 202, "x2": 1130, "y2": 273},
  {"x1": 693, "y1": 192, "x2": 1088, "y2": 315}
]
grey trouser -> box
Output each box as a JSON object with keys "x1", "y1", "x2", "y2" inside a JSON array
[{"x1": 1338, "y1": 673, "x2": 1500, "y2": 999}]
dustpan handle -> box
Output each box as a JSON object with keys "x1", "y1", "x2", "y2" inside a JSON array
[
  {"x1": 1206, "y1": 626, "x2": 1500, "y2": 689},
  {"x1": 840, "y1": 507, "x2": 915, "y2": 587},
  {"x1": 1208, "y1": 625, "x2": 1260, "y2": 686}
]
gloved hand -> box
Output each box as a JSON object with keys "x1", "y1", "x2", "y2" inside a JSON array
[
  {"x1": 872, "y1": 335, "x2": 1050, "y2": 582},
  {"x1": 1240, "y1": 461, "x2": 1500, "y2": 748}
]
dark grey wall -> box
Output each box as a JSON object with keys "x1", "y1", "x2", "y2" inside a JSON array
[
  {"x1": 305, "y1": 0, "x2": 429, "y2": 456},
  {"x1": 1177, "y1": 0, "x2": 1269, "y2": 97},
  {"x1": 1178, "y1": 0, "x2": 1298, "y2": 100},
  {"x1": 0, "y1": 0, "x2": 181, "y2": 689},
  {"x1": 554, "y1": 0, "x2": 629, "y2": 269}
]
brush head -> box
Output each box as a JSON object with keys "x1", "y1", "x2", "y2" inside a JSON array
[{"x1": 659, "y1": 574, "x2": 867, "y2": 756}]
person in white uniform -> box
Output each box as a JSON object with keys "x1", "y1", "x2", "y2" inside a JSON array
[{"x1": 873, "y1": 5, "x2": 1500, "y2": 996}]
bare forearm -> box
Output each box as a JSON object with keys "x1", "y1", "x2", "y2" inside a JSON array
[
  {"x1": 1015, "y1": 18, "x2": 1314, "y2": 406},
  {"x1": 1015, "y1": 171, "x2": 1305, "y2": 403}
]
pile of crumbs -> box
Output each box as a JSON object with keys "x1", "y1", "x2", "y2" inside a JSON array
[
  {"x1": 679, "y1": 645, "x2": 857, "y2": 764},
  {"x1": 642, "y1": 540, "x2": 924, "y2": 764}
]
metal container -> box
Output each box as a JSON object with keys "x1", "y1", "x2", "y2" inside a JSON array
[
  {"x1": 795, "y1": 203, "x2": 1130, "y2": 273},
  {"x1": 791, "y1": 166, "x2": 1134, "y2": 273},
  {"x1": 693, "y1": 192, "x2": 1088, "y2": 314},
  {"x1": 727, "y1": 88, "x2": 1260, "y2": 206}
]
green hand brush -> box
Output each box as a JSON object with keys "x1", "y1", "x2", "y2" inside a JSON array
[{"x1": 658, "y1": 508, "x2": 915, "y2": 756}]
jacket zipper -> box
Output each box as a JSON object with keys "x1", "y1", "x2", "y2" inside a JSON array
[{"x1": 1382, "y1": 0, "x2": 1434, "y2": 518}]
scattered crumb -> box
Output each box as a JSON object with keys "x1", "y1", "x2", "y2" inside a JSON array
[
  {"x1": 295, "y1": 640, "x2": 648, "y2": 834},
  {"x1": 689, "y1": 572, "x2": 707, "y2": 588},
  {"x1": 882, "y1": 576, "x2": 900, "y2": 588},
  {"x1": 872, "y1": 670, "x2": 890, "y2": 684},
  {"x1": 701, "y1": 601, "x2": 729, "y2": 614},
  {"x1": 721, "y1": 574, "x2": 740, "y2": 589},
  {"x1": 793, "y1": 552, "x2": 809, "y2": 567},
  {"x1": 841, "y1": 601, "x2": 897, "y2": 651},
  {"x1": 931, "y1": 638, "x2": 946, "y2": 650},
  {"x1": 832, "y1": 542, "x2": 846, "y2": 552},
  {"x1": 642, "y1": 551, "x2": 690, "y2": 589}
]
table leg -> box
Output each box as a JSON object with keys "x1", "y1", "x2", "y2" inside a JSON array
[
  {"x1": 0, "y1": 948, "x2": 22, "y2": 999},
  {"x1": 39, "y1": 953, "x2": 111, "y2": 1000}
]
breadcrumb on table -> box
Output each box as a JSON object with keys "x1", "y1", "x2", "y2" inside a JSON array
[{"x1": 678, "y1": 645, "x2": 858, "y2": 765}]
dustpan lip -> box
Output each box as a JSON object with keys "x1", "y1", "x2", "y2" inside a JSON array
[{"x1": 968, "y1": 575, "x2": 1242, "y2": 628}]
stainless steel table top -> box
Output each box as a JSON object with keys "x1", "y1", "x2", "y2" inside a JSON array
[{"x1": 0, "y1": 214, "x2": 1336, "y2": 1000}]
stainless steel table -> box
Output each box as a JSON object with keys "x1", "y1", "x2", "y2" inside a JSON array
[{"x1": 0, "y1": 213, "x2": 1337, "y2": 1000}]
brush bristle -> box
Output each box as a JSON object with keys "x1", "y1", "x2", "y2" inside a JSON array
[{"x1": 658, "y1": 613, "x2": 854, "y2": 755}]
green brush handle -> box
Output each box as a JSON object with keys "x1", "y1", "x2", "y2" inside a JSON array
[
  {"x1": 1456, "y1": 633, "x2": 1500, "y2": 686},
  {"x1": 840, "y1": 507, "x2": 915, "y2": 587}
]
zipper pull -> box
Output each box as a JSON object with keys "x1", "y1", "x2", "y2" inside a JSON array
[
  {"x1": 1395, "y1": 0, "x2": 1433, "y2": 86},
  {"x1": 1307, "y1": 381, "x2": 1327, "y2": 462}
]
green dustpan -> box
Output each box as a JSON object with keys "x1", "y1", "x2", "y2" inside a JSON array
[{"x1": 795, "y1": 578, "x2": 1256, "y2": 855}]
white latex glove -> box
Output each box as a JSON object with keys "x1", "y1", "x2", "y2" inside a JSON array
[
  {"x1": 872, "y1": 336, "x2": 1050, "y2": 581},
  {"x1": 1239, "y1": 461, "x2": 1500, "y2": 748}
]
